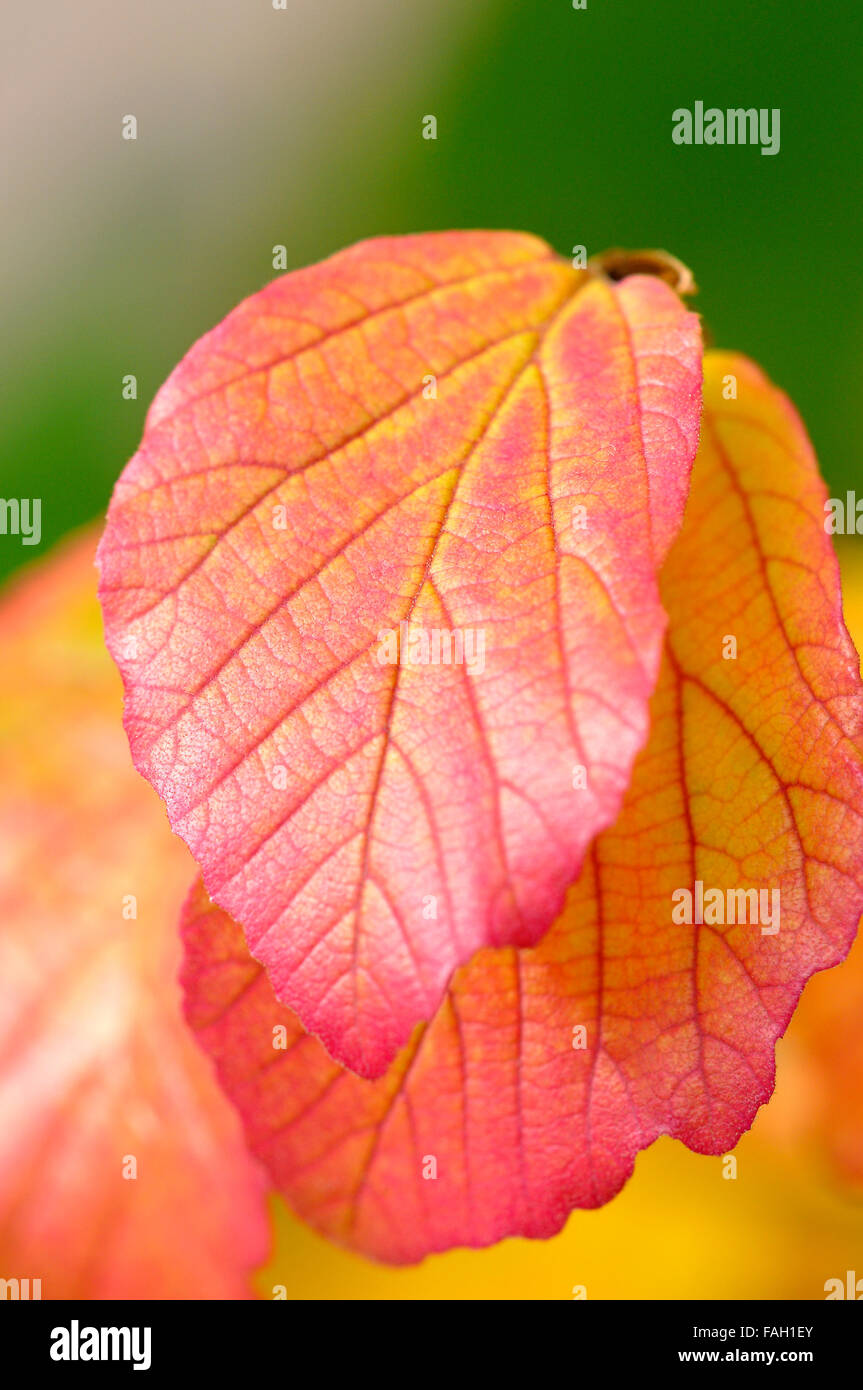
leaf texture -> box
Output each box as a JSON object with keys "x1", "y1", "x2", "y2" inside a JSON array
[
  {"x1": 99, "y1": 232, "x2": 702, "y2": 1076},
  {"x1": 181, "y1": 352, "x2": 863, "y2": 1262}
]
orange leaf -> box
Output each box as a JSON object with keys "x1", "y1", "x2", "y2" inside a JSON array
[
  {"x1": 756, "y1": 538, "x2": 863, "y2": 1187},
  {"x1": 181, "y1": 351, "x2": 863, "y2": 1262},
  {"x1": 0, "y1": 531, "x2": 269, "y2": 1298},
  {"x1": 98, "y1": 232, "x2": 702, "y2": 1077}
]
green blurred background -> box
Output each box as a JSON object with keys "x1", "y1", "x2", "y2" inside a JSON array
[{"x1": 2, "y1": 0, "x2": 860, "y2": 583}]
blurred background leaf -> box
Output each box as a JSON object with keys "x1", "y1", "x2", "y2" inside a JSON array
[{"x1": 0, "y1": 529, "x2": 269, "y2": 1298}]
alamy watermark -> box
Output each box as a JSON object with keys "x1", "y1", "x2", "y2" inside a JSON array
[
  {"x1": 377, "y1": 621, "x2": 486, "y2": 675},
  {"x1": 672, "y1": 880, "x2": 780, "y2": 935},
  {"x1": 1, "y1": 1276, "x2": 41, "y2": 1299},
  {"x1": 824, "y1": 492, "x2": 863, "y2": 534},
  {"x1": 50, "y1": 1321, "x2": 151, "y2": 1371},
  {"x1": 672, "y1": 103, "x2": 780, "y2": 156},
  {"x1": 0, "y1": 497, "x2": 41, "y2": 545}
]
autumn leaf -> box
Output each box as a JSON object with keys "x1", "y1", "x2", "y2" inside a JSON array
[
  {"x1": 98, "y1": 232, "x2": 702, "y2": 1077},
  {"x1": 181, "y1": 351, "x2": 863, "y2": 1263},
  {"x1": 0, "y1": 531, "x2": 270, "y2": 1298},
  {"x1": 756, "y1": 539, "x2": 863, "y2": 1189},
  {"x1": 762, "y1": 929, "x2": 863, "y2": 1188}
]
